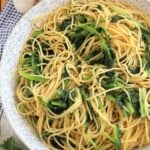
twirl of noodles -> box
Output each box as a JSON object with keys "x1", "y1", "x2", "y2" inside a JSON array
[{"x1": 16, "y1": 0, "x2": 150, "y2": 149}]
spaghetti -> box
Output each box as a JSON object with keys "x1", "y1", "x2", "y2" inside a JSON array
[{"x1": 16, "y1": 0, "x2": 150, "y2": 149}]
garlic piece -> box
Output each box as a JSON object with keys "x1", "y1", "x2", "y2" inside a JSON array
[{"x1": 13, "y1": 0, "x2": 37, "y2": 13}]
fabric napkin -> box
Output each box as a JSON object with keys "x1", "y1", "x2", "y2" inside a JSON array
[{"x1": 0, "y1": 0, "x2": 22, "y2": 112}]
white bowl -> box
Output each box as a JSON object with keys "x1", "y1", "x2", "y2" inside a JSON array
[{"x1": 0, "y1": 0, "x2": 150, "y2": 149}]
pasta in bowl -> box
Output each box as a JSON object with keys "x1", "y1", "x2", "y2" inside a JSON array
[{"x1": 0, "y1": 0, "x2": 150, "y2": 150}]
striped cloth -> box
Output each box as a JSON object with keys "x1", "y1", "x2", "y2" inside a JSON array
[{"x1": 0, "y1": 0, "x2": 22, "y2": 112}]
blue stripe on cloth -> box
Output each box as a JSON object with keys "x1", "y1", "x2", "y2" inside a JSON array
[{"x1": 0, "y1": 0, "x2": 22, "y2": 110}]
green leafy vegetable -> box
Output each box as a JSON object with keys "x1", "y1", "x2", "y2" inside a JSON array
[
  {"x1": 84, "y1": 48, "x2": 100, "y2": 61},
  {"x1": 129, "y1": 66, "x2": 140, "y2": 74},
  {"x1": 141, "y1": 28, "x2": 150, "y2": 44},
  {"x1": 0, "y1": 137, "x2": 22, "y2": 150},
  {"x1": 26, "y1": 39, "x2": 33, "y2": 45},
  {"x1": 19, "y1": 104, "x2": 27, "y2": 113},
  {"x1": 109, "y1": 5, "x2": 129, "y2": 17},
  {"x1": 140, "y1": 25, "x2": 150, "y2": 50},
  {"x1": 67, "y1": 27, "x2": 89, "y2": 49},
  {"x1": 114, "y1": 124, "x2": 121, "y2": 150},
  {"x1": 51, "y1": 101, "x2": 67, "y2": 108},
  {"x1": 68, "y1": 23, "x2": 115, "y2": 67},
  {"x1": 101, "y1": 71, "x2": 125, "y2": 89},
  {"x1": 32, "y1": 30, "x2": 43, "y2": 38},
  {"x1": 141, "y1": 26, "x2": 150, "y2": 77},
  {"x1": 139, "y1": 88, "x2": 147, "y2": 117},
  {"x1": 78, "y1": 24, "x2": 115, "y2": 67},
  {"x1": 84, "y1": 48, "x2": 103, "y2": 65},
  {"x1": 84, "y1": 114, "x2": 90, "y2": 132},
  {"x1": 20, "y1": 50, "x2": 41, "y2": 74},
  {"x1": 61, "y1": 66, "x2": 69, "y2": 78},
  {"x1": 97, "y1": 4, "x2": 103, "y2": 11},
  {"x1": 23, "y1": 87, "x2": 33, "y2": 98},
  {"x1": 48, "y1": 90, "x2": 74, "y2": 114},
  {"x1": 41, "y1": 41, "x2": 51, "y2": 49},
  {"x1": 111, "y1": 15, "x2": 124, "y2": 23},
  {"x1": 87, "y1": 136, "x2": 100, "y2": 150},
  {"x1": 48, "y1": 101, "x2": 67, "y2": 114},
  {"x1": 144, "y1": 47, "x2": 150, "y2": 77},
  {"x1": 82, "y1": 74, "x2": 92, "y2": 80},
  {"x1": 103, "y1": 124, "x2": 121, "y2": 150},
  {"x1": 129, "y1": 91, "x2": 140, "y2": 116},
  {"x1": 97, "y1": 96, "x2": 104, "y2": 112},
  {"x1": 78, "y1": 23, "x2": 100, "y2": 36},
  {"x1": 31, "y1": 51, "x2": 41, "y2": 74},
  {"x1": 74, "y1": 14, "x2": 87, "y2": 23},
  {"x1": 60, "y1": 19, "x2": 71, "y2": 31},
  {"x1": 124, "y1": 100, "x2": 135, "y2": 116},
  {"x1": 108, "y1": 90, "x2": 139, "y2": 116},
  {"x1": 116, "y1": 93, "x2": 135, "y2": 116},
  {"x1": 80, "y1": 84, "x2": 90, "y2": 100},
  {"x1": 67, "y1": 23, "x2": 115, "y2": 67},
  {"x1": 18, "y1": 70, "x2": 49, "y2": 82}
]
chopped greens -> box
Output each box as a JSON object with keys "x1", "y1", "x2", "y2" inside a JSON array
[
  {"x1": 74, "y1": 14, "x2": 87, "y2": 23},
  {"x1": 18, "y1": 70, "x2": 49, "y2": 82},
  {"x1": 129, "y1": 91, "x2": 140, "y2": 116},
  {"x1": 84, "y1": 48, "x2": 104, "y2": 65},
  {"x1": 129, "y1": 66, "x2": 140, "y2": 74},
  {"x1": 114, "y1": 124, "x2": 121, "y2": 150},
  {"x1": 60, "y1": 19, "x2": 71, "y2": 31},
  {"x1": 32, "y1": 30, "x2": 43, "y2": 38},
  {"x1": 141, "y1": 27, "x2": 150, "y2": 44},
  {"x1": 48, "y1": 90, "x2": 74, "y2": 114},
  {"x1": 20, "y1": 50, "x2": 41, "y2": 74},
  {"x1": 103, "y1": 124, "x2": 121, "y2": 150},
  {"x1": 67, "y1": 23, "x2": 115, "y2": 67},
  {"x1": 111, "y1": 15, "x2": 124, "y2": 23},
  {"x1": 48, "y1": 99, "x2": 68, "y2": 114},
  {"x1": 139, "y1": 88, "x2": 147, "y2": 117},
  {"x1": 141, "y1": 26, "x2": 150, "y2": 76},
  {"x1": 61, "y1": 66, "x2": 69, "y2": 78},
  {"x1": 84, "y1": 114, "x2": 91, "y2": 132},
  {"x1": 78, "y1": 24, "x2": 115, "y2": 67},
  {"x1": 31, "y1": 51, "x2": 41, "y2": 74},
  {"x1": 97, "y1": 96, "x2": 104, "y2": 112},
  {"x1": 88, "y1": 136, "x2": 100, "y2": 150},
  {"x1": 80, "y1": 84, "x2": 90, "y2": 100},
  {"x1": 22, "y1": 87, "x2": 33, "y2": 98},
  {"x1": 101, "y1": 71, "x2": 125, "y2": 89},
  {"x1": 0, "y1": 137, "x2": 22, "y2": 150},
  {"x1": 67, "y1": 25, "x2": 89, "y2": 49},
  {"x1": 108, "y1": 90, "x2": 140, "y2": 116},
  {"x1": 50, "y1": 100, "x2": 67, "y2": 108},
  {"x1": 97, "y1": 4, "x2": 103, "y2": 11},
  {"x1": 84, "y1": 48, "x2": 101, "y2": 61}
]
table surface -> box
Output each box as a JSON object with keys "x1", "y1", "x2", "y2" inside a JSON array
[{"x1": 0, "y1": 0, "x2": 8, "y2": 11}]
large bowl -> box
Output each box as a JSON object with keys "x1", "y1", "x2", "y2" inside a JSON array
[{"x1": 0, "y1": 0, "x2": 150, "y2": 149}]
